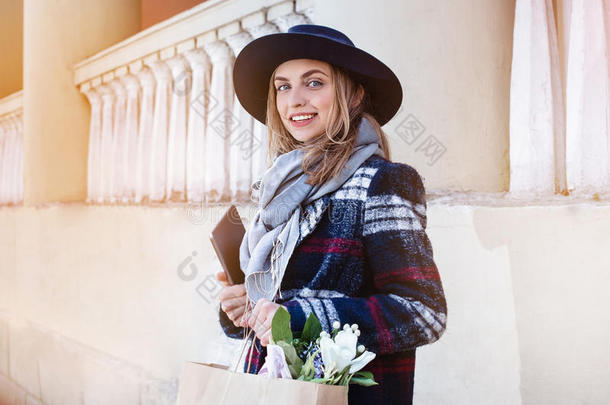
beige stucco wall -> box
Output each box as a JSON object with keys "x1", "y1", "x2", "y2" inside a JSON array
[
  {"x1": 22, "y1": 0, "x2": 141, "y2": 206},
  {"x1": 0, "y1": 0, "x2": 23, "y2": 98},
  {"x1": 1, "y1": 202, "x2": 610, "y2": 403},
  {"x1": 314, "y1": 0, "x2": 516, "y2": 192}
]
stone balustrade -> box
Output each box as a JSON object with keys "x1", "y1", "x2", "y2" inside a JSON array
[{"x1": 74, "y1": 0, "x2": 314, "y2": 204}]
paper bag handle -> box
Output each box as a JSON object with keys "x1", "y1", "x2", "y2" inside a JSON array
[{"x1": 233, "y1": 327, "x2": 258, "y2": 374}]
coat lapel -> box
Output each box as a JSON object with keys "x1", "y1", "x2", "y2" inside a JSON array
[{"x1": 297, "y1": 195, "x2": 331, "y2": 246}]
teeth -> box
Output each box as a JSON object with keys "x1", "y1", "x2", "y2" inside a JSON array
[{"x1": 291, "y1": 114, "x2": 315, "y2": 121}]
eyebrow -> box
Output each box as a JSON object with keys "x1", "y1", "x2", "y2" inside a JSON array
[{"x1": 273, "y1": 69, "x2": 329, "y2": 82}]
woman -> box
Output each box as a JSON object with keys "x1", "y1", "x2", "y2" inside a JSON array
[{"x1": 217, "y1": 24, "x2": 447, "y2": 405}]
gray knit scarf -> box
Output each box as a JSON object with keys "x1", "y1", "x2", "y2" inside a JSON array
[{"x1": 239, "y1": 116, "x2": 384, "y2": 308}]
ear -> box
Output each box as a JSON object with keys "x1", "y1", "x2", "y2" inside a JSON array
[{"x1": 350, "y1": 84, "x2": 365, "y2": 108}]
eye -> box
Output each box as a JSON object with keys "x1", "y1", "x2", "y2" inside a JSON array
[
  {"x1": 307, "y1": 80, "x2": 323, "y2": 88},
  {"x1": 276, "y1": 84, "x2": 289, "y2": 91}
]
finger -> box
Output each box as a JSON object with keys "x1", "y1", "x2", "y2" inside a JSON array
[
  {"x1": 215, "y1": 272, "x2": 230, "y2": 288},
  {"x1": 240, "y1": 304, "x2": 251, "y2": 326},
  {"x1": 247, "y1": 299, "x2": 266, "y2": 329},
  {"x1": 235, "y1": 311, "x2": 247, "y2": 328},
  {"x1": 260, "y1": 329, "x2": 272, "y2": 346},
  {"x1": 220, "y1": 294, "x2": 246, "y2": 312},
  {"x1": 228, "y1": 305, "x2": 246, "y2": 324},
  {"x1": 218, "y1": 284, "x2": 246, "y2": 301}
]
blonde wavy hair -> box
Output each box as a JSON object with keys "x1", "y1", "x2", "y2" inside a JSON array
[{"x1": 264, "y1": 62, "x2": 391, "y2": 187}]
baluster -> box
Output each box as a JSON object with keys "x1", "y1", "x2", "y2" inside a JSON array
[
  {"x1": 184, "y1": 48, "x2": 212, "y2": 203},
  {"x1": 166, "y1": 55, "x2": 191, "y2": 201},
  {"x1": 147, "y1": 59, "x2": 172, "y2": 202},
  {"x1": 83, "y1": 88, "x2": 103, "y2": 203},
  {"x1": 110, "y1": 78, "x2": 129, "y2": 203},
  {"x1": 245, "y1": 22, "x2": 280, "y2": 185},
  {"x1": 121, "y1": 73, "x2": 142, "y2": 203},
  {"x1": 135, "y1": 67, "x2": 156, "y2": 204},
  {"x1": 226, "y1": 31, "x2": 255, "y2": 201},
  {"x1": 202, "y1": 40, "x2": 234, "y2": 202},
  {"x1": 271, "y1": 9, "x2": 309, "y2": 32},
  {"x1": 98, "y1": 84, "x2": 116, "y2": 203},
  {"x1": 15, "y1": 117, "x2": 23, "y2": 203},
  {"x1": 5, "y1": 117, "x2": 18, "y2": 204}
]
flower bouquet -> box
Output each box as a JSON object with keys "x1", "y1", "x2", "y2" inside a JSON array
[{"x1": 257, "y1": 306, "x2": 378, "y2": 392}]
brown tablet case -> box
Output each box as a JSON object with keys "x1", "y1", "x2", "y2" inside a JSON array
[{"x1": 209, "y1": 205, "x2": 246, "y2": 285}]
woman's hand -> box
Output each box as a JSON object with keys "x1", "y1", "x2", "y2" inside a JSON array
[
  {"x1": 243, "y1": 298, "x2": 286, "y2": 347},
  {"x1": 216, "y1": 271, "x2": 247, "y2": 328}
]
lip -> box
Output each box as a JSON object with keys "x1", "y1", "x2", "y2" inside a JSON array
[
  {"x1": 289, "y1": 112, "x2": 317, "y2": 120},
  {"x1": 289, "y1": 113, "x2": 317, "y2": 128}
]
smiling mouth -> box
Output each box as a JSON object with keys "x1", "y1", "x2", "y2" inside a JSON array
[
  {"x1": 290, "y1": 113, "x2": 318, "y2": 122},
  {"x1": 289, "y1": 113, "x2": 317, "y2": 127}
]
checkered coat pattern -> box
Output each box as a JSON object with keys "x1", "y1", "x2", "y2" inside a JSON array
[{"x1": 218, "y1": 154, "x2": 447, "y2": 405}]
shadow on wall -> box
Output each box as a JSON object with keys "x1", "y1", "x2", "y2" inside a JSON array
[{"x1": 472, "y1": 204, "x2": 610, "y2": 404}]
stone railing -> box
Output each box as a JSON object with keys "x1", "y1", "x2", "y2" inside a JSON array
[
  {"x1": 74, "y1": 0, "x2": 314, "y2": 204},
  {"x1": 0, "y1": 90, "x2": 23, "y2": 206}
]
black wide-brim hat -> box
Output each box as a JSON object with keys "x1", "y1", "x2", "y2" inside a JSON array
[{"x1": 233, "y1": 24, "x2": 403, "y2": 127}]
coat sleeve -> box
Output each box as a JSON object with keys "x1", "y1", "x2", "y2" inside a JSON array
[
  {"x1": 218, "y1": 303, "x2": 246, "y2": 339},
  {"x1": 282, "y1": 162, "x2": 447, "y2": 356}
]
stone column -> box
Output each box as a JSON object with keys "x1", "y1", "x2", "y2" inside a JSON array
[
  {"x1": 509, "y1": 0, "x2": 565, "y2": 195},
  {"x1": 565, "y1": 0, "x2": 610, "y2": 193},
  {"x1": 22, "y1": 0, "x2": 140, "y2": 204}
]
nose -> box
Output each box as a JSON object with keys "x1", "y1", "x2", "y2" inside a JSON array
[{"x1": 288, "y1": 85, "x2": 306, "y2": 108}]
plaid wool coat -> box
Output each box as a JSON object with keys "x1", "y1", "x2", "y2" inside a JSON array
[{"x1": 218, "y1": 154, "x2": 447, "y2": 405}]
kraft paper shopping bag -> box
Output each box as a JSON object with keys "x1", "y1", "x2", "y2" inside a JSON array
[{"x1": 176, "y1": 361, "x2": 348, "y2": 405}]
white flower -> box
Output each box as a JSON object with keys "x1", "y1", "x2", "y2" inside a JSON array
[
  {"x1": 355, "y1": 330, "x2": 361, "y2": 337},
  {"x1": 332, "y1": 321, "x2": 341, "y2": 330},
  {"x1": 351, "y1": 324, "x2": 358, "y2": 331},
  {"x1": 358, "y1": 345, "x2": 365, "y2": 353},
  {"x1": 343, "y1": 324, "x2": 350, "y2": 331},
  {"x1": 319, "y1": 326, "x2": 376, "y2": 377},
  {"x1": 348, "y1": 350, "x2": 376, "y2": 374}
]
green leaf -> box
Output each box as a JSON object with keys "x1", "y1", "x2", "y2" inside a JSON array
[
  {"x1": 299, "y1": 354, "x2": 315, "y2": 380},
  {"x1": 349, "y1": 377, "x2": 379, "y2": 387},
  {"x1": 301, "y1": 313, "x2": 322, "y2": 342},
  {"x1": 271, "y1": 306, "x2": 293, "y2": 344},
  {"x1": 334, "y1": 365, "x2": 352, "y2": 386},
  {"x1": 352, "y1": 371, "x2": 375, "y2": 380},
  {"x1": 288, "y1": 364, "x2": 300, "y2": 379},
  {"x1": 310, "y1": 378, "x2": 331, "y2": 384},
  {"x1": 329, "y1": 368, "x2": 346, "y2": 385},
  {"x1": 276, "y1": 341, "x2": 303, "y2": 378}
]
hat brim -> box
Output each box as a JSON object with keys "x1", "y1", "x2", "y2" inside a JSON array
[{"x1": 233, "y1": 33, "x2": 403, "y2": 127}]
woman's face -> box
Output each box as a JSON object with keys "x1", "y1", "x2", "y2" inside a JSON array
[{"x1": 274, "y1": 59, "x2": 334, "y2": 144}]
